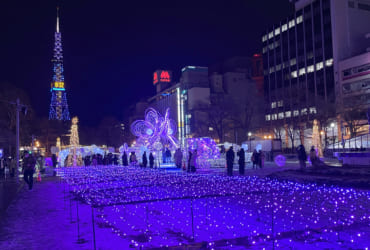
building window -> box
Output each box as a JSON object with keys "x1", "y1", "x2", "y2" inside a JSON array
[
  {"x1": 325, "y1": 58, "x2": 333, "y2": 67},
  {"x1": 299, "y1": 68, "x2": 306, "y2": 76},
  {"x1": 282, "y1": 24, "x2": 288, "y2": 32},
  {"x1": 268, "y1": 31, "x2": 274, "y2": 39},
  {"x1": 285, "y1": 111, "x2": 291, "y2": 117},
  {"x1": 278, "y1": 100, "x2": 284, "y2": 107},
  {"x1": 290, "y1": 58, "x2": 296, "y2": 66},
  {"x1": 278, "y1": 112, "x2": 284, "y2": 119},
  {"x1": 316, "y1": 62, "x2": 324, "y2": 71},
  {"x1": 307, "y1": 65, "x2": 314, "y2": 73},
  {"x1": 271, "y1": 102, "x2": 277, "y2": 108},
  {"x1": 265, "y1": 115, "x2": 271, "y2": 121},
  {"x1": 262, "y1": 35, "x2": 267, "y2": 42},
  {"x1": 289, "y1": 19, "x2": 295, "y2": 28},
  {"x1": 358, "y1": 3, "x2": 370, "y2": 11},
  {"x1": 296, "y1": 15, "x2": 303, "y2": 24},
  {"x1": 301, "y1": 108, "x2": 308, "y2": 115},
  {"x1": 291, "y1": 71, "x2": 298, "y2": 78},
  {"x1": 209, "y1": 127, "x2": 214, "y2": 131},
  {"x1": 309, "y1": 107, "x2": 317, "y2": 114},
  {"x1": 263, "y1": 47, "x2": 267, "y2": 53},
  {"x1": 293, "y1": 110, "x2": 299, "y2": 116},
  {"x1": 274, "y1": 27, "x2": 280, "y2": 36},
  {"x1": 272, "y1": 114, "x2": 278, "y2": 120}
]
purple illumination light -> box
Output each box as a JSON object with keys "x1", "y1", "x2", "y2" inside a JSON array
[{"x1": 131, "y1": 108, "x2": 178, "y2": 150}]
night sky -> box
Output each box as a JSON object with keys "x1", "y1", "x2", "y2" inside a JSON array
[{"x1": 0, "y1": 0, "x2": 293, "y2": 126}]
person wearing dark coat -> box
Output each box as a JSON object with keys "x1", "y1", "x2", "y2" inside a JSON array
[
  {"x1": 187, "y1": 150, "x2": 192, "y2": 173},
  {"x1": 297, "y1": 145, "x2": 307, "y2": 170},
  {"x1": 142, "y1": 151, "x2": 148, "y2": 167},
  {"x1": 238, "y1": 148, "x2": 245, "y2": 175},
  {"x1": 52, "y1": 154, "x2": 58, "y2": 168},
  {"x1": 23, "y1": 152, "x2": 36, "y2": 190},
  {"x1": 149, "y1": 152, "x2": 154, "y2": 168},
  {"x1": 122, "y1": 152, "x2": 128, "y2": 166},
  {"x1": 251, "y1": 149, "x2": 258, "y2": 169},
  {"x1": 226, "y1": 146, "x2": 235, "y2": 176}
]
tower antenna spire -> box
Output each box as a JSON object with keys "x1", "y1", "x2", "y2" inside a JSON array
[{"x1": 56, "y1": 6, "x2": 60, "y2": 33}]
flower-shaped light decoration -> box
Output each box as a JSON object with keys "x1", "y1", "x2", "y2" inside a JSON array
[
  {"x1": 187, "y1": 137, "x2": 220, "y2": 160},
  {"x1": 131, "y1": 108, "x2": 178, "y2": 150}
]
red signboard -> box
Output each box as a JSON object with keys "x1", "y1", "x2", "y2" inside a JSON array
[{"x1": 153, "y1": 70, "x2": 171, "y2": 85}]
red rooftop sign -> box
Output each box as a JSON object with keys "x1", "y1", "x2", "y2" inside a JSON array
[{"x1": 153, "y1": 70, "x2": 171, "y2": 85}]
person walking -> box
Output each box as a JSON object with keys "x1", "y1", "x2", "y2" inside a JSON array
[
  {"x1": 142, "y1": 151, "x2": 148, "y2": 167},
  {"x1": 23, "y1": 152, "x2": 36, "y2": 190},
  {"x1": 149, "y1": 152, "x2": 154, "y2": 168},
  {"x1": 238, "y1": 148, "x2": 245, "y2": 175},
  {"x1": 226, "y1": 146, "x2": 235, "y2": 176},
  {"x1": 297, "y1": 145, "x2": 307, "y2": 170}
]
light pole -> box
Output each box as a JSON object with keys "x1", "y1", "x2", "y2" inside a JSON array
[
  {"x1": 331, "y1": 123, "x2": 335, "y2": 152},
  {"x1": 248, "y1": 132, "x2": 252, "y2": 152}
]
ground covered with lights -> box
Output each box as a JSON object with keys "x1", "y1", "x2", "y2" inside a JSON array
[{"x1": 0, "y1": 165, "x2": 369, "y2": 249}]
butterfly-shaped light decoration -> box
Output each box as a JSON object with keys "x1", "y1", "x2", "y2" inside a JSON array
[{"x1": 131, "y1": 108, "x2": 179, "y2": 150}]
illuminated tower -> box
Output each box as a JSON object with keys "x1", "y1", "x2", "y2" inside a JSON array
[{"x1": 49, "y1": 8, "x2": 70, "y2": 120}]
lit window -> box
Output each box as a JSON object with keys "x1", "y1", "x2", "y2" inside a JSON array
[
  {"x1": 263, "y1": 47, "x2": 267, "y2": 53},
  {"x1": 307, "y1": 65, "x2": 314, "y2": 73},
  {"x1": 272, "y1": 114, "x2": 278, "y2": 120},
  {"x1": 274, "y1": 28, "x2": 280, "y2": 36},
  {"x1": 278, "y1": 112, "x2": 284, "y2": 119},
  {"x1": 309, "y1": 107, "x2": 317, "y2": 114},
  {"x1": 265, "y1": 115, "x2": 271, "y2": 121},
  {"x1": 262, "y1": 35, "x2": 267, "y2": 42},
  {"x1": 301, "y1": 108, "x2": 308, "y2": 115},
  {"x1": 299, "y1": 68, "x2": 306, "y2": 76},
  {"x1": 293, "y1": 110, "x2": 299, "y2": 116},
  {"x1": 278, "y1": 100, "x2": 284, "y2": 107},
  {"x1": 282, "y1": 24, "x2": 288, "y2": 32},
  {"x1": 285, "y1": 111, "x2": 291, "y2": 117},
  {"x1": 276, "y1": 64, "x2": 282, "y2": 71},
  {"x1": 289, "y1": 19, "x2": 295, "y2": 28},
  {"x1": 291, "y1": 71, "x2": 298, "y2": 78},
  {"x1": 268, "y1": 31, "x2": 274, "y2": 39},
  {"x1": 290, "y1": 58, "x2": 296, "y2": 66},
  {"x1": 296, "y1": 15, "x2": 303, "y2": 24},
  {"x1": 269, "y1": 67, "x2": 275, "y2": 73},
  {"x1": 326, "y1": 58, "x2": 333, "y2": 67},
  {"x1": 271, "y1": 102, "x2": 277, "y2": 108},
  {"x1": 209, "y1": 127, "x2": 214, "y2": 131},
  {"x1": 316, "y1": 62, "x2": 324, "y2": 71}
]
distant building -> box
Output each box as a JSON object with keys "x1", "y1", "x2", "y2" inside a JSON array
[{"x1": 262, "y1": 0, "x2": 370, "y2": 124}]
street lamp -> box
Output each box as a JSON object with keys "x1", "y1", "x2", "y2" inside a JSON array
[
  {"x1": 248, "y1": 132, "x2": 252, "y2": 152},
  {"x1": 330, "y1": 123, "x2": 335, "y2": 151}
]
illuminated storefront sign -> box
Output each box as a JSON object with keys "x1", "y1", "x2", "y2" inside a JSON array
[{"x1": 153, "y1": 70, "x2": 172, "y2": 85}]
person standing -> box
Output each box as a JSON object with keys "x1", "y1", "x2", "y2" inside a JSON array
[
  {"x1": 149, "y1": 152, "x2": 154, "y2": 168},
  {"x1": 251, "y1": 149, "x2": 258, "y2": 169},
  {"x1": 174, "y1": 148, "x2": 183, "y2": 168},
  {"x1": 187, "y1": 150, "x2": 192, "y2": 173},
  {"x1": 226, "y1": 146, "x2": 235, "y2": 176},
  {"x1": 190, "y1": 149, "x2": 197, "y2": 172},
  {"x1": 142, "y1": 151, "x2": 148, "y2": 167},
  {"x1": 23, "y1": 152, "x2": 36, "y2": 190},
  {"x1": 297, "y1": 145, "x2": 307, "y2": 170},
  {"x1": 238, "y1": 148, "x2": 245, "y2": 175},
  {"x1": 259, "y1": 150, "x2": 265, "y2": 168}
]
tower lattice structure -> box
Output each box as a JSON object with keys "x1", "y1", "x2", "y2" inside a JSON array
[{"x1": 49, "y1": 8, "x2": 70, "y2": 120}]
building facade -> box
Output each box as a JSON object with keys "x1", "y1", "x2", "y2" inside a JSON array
[{"x1": 262, "y1": 0, "x2": 370, "y2": 149}]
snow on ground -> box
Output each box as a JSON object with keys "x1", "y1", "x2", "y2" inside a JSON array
[{"x1": 0, "y1": 164, "x2": 369, "y2": 249}]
